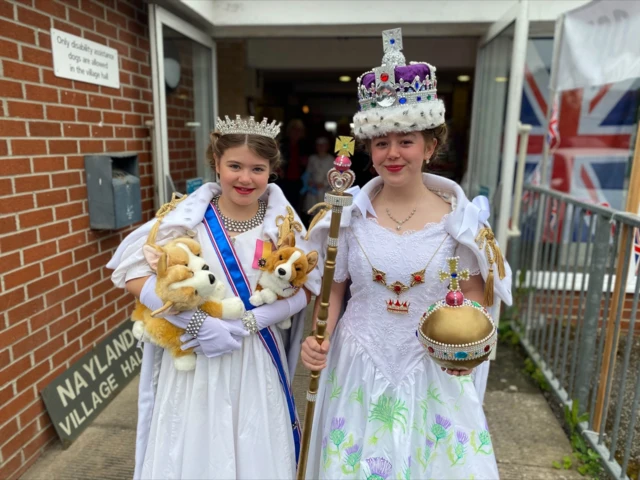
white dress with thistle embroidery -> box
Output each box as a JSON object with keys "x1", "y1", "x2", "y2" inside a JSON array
[
  {"x1": 305, "y1": 197, "x2": 500, "y2": 479},
  {"x1": 108, "y1": 183, "x2": 319, "y2": 480}
]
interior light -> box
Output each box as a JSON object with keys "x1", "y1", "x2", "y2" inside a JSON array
[
  {"x1": 457, "y1": 75, "x2": 470, "y2": 82},
  {"x1": 339, "y1": 75, "x2": 351, "y2": 82},
  {"x1": 324, "y1": 121, "x2": 337, "y2": 133},
  {"x1": 302, "y1": 105, "x2": 310, "y2": 114},
  {"x1": 495, "y1": 76, "x2": 508, "y2": 83}
]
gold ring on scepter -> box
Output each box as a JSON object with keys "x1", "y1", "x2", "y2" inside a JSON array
[{"x1": 297, "y1": 136, "x2": 356, "y2": 479}]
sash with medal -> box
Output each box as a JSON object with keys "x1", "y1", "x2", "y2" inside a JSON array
[{"x1": 202, "y1": 203, "x2": 302, "y2": 463}]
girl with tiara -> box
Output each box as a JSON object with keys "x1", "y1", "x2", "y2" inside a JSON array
[
  {"x1": 302, "y1": 29, "x2": 512, "y2": 479},
  {"x1": 107, "y1": 116, "x2": 320, "y2": 479}
]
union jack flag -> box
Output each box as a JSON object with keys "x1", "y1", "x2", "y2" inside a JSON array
[
  {"x1": 634, "y1": 228, "x2": 640, "y2": 275},
  {"x1": 520, "y1": 39, "x2": 638, "y2": 243}
]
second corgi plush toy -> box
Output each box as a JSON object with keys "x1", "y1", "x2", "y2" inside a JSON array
[
  {"x1": 249, "y1": 233, "x2": 318, "y2": 329},
  {"x1": 132, "y1": 237, "x2": 245, "y2": 371}
]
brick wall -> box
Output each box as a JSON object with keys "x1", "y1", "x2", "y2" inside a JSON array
[{"x1": 0, "y1": 1, "x2": 154, "y2": 478}]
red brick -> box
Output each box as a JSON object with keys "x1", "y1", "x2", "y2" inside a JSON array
[
  {"x1": 11, "y1": 139, "x2": 46, "y2": 156},
  {"x1": 76, "y1": 108, "x2": 101, "y2": 123},
  {"x1": 95, "y1": 19, "x2": 116, "y2": 39},
  {"x1": 44, "y1": 282, "x2": 74, "y2": 310},
  {"x1": 55, "y1": 202, "x2": 84, "y2": 220},
  {"x1": 18, "y1": 6, "x2": 50, "y2": 29},
  {"x1": 36, "y1": 189, "x2": 68, "y2": 207},
  {"x1": 0, "y1": 287, "x2": 25, "y2": 312},
  {"x1": 60, "y1": 90, "x2": 87, "y2": 106},
  {"x1": 119, "y1": 71, "x2": 130, "y2": 85},
  {"x1": 46, "y1": 105, "x2": 75, "y2": 121},
  {"x1": 39, "y1": 220, "x2": 70, "y2": 240},
  {"x1": 34, "y1": 0, "x2": 67, "y2": 19},
  {"x1": 0, "y1": 159, "x2": 30, "y2": 177},
  {"x1": 130, "y1": 47, "x2": 147, "y2": 63},
  {"x1": 30, "y1": 302, "x2": 63, "y2": 331},
  {"x1": 29, "y1": 121, "x2": 62, "y2": 137},
  {"x1": 58, "y1": 231, "x2": 85, "y2": 252},
  {"x1": 73, "y1": 242, "x2": 98, "y2": 262},
  {"x1": 23, "y1": 239, "x2": 56, "y2": 264},
  {"x1": 8, "y1": 101, "x2": 43, "y2": 119},
  {"x1": 0, "y1": 119, "x2": 27, "y2": 137},
  {"x1": 49, "y1": 139, "x2": 78, "y2": 154},
  {"x1": 121, "y1": 86, "x2": 139, "y2": 100},
  {"x1": 4, "y1": 60, "x2": 39, "y2": 82},
  {"x1": 33, "y1": 156, "x2": 64, "y2": 172},
  {"x1": 38, "y1": 30, "x2": 51, "y2": 49},
  {"x1": 42, "y1": 68, "x2": 73, "y2": 88},
  {"x1": 0, "y1": 194, "x2": 34, "y2": 214},
  {"x1": 0, "y1": 38, "x2": 19, "y2": 59},
  {"x1": 19, "y1": 208, "x2": 53, "y2": 229},
  {"x1": 79, "y1": 140, "x2": 103, "y2": 153},
  {"x1": 88, "y1": 94, "x2": 111, "y2": 109},
  {"x1": 81, "y1": 322, "x2": 106, "y2": 346},
  {"x1": 79, "y1": 296, "x2": 103, "y2": 318},
  {"x1": 62, "y1": 123, "x2": 90, "y2": 137},
  {"x1": 15, "y1": 174, "x2": 50, "y2": 193},
  {"x1": 118, "y1": 28, "x2": 137, "y2": 47},
  {"x1": 49, "y1": 311, "x2": 78, "y2": 338},
  {"x1": 106, "y1": 9, "x2": 126, "y2": 28},
  {"x1": 72, "y1": 80, "x2": 100, "y2": 92},
  {"x1": 64, "y1": 287, "x2": 90, "y2": 314},
  {"x1": 0, "y1": 452, "x2": 23, "y2": 480},
  {"x1": 13, "y1": 329, "x2": 49, "y2": 364},
  {"x1": 0, "y1": 229, "x2": 37, "y2": 255},
  {"x1": 66, "y1": 155, "x2": 84, "y2": 169},
  {"x1": 52, "y1": 171, "x2": 81, "y2": 188},
  {"x1": 67, "y1": 7, "x2": 94, "y2": 28},
  {"x1": 25, "y1": 84, "x2": 58, "y2": 103},
  {"x1": 0, "y1": 1, "x2": 14, "y2": 19},
  {"x1": 102, "y1": 111, "x2": 123, "y2": 124},
  {"x1": 91, "y1": 124, "x2": 113, "y2": 137},
  {"x1": 53, "y1": 19, "x2": 81, "y2": 36},
  {"x1": 42, "y1": 252, "x2": 73, "y2": 275},
  {"x1": 105, "y1": 139, "x2": 125, "y2": 152},
  {"x1": 68, "y1": 185, "x2": 85, "y2": 201},
  {"x1": 114, "y1": 126, "x2": 133, "y2": 138},
  {"x1": 70, "y1": 215, "x2": 89, "y2": 231},
  {"x1": 0, "y1": 80, "x2": 23, "y2": 99},
  {"x1": 0, "y1": 214, "x2": 16, "y2": 233},
  {"x1": 0, "y1": 321, "x2": 31, "y2": 349},
  {"x1": 131, "y1": 74, "x2": 148, "y2": 89},
  {"x1": 132, "y1": 102, "x2": 150, "y2": 115},
  {"x1": 112, "y1": 98, "x2": 131, "y2": 112},
  {"x1": 22, "y1": 414, "x2": 54, "y2": 459},
  {"x1": 1, "y1": 420, "x2": 39, "y2": 462},
  {"x1": 22, "y1": 46, "x2": 53, "y2": 68},
  {"x1": 0, "y1": 18, "x2": 35, "y2": 44},
  {"x1": 124, "y1": 113, "x2": 142, "y2": 126},
  {"x1": 27, "y1": 272, "x2": 60, "y2": 298},
  {"x1": 0, "y1": 420, "x2": 19, "y2": 451}
]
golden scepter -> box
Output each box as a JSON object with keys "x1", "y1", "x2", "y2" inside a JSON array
[{"x1": 297, "y1": 136, "x2": 356, "y2": 479}]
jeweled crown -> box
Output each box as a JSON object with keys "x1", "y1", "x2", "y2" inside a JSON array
[
  {"x1": 352, "y1": 28, "x2": 445, "y2": 139},
  {"x1": 216, "y1": 115, "x2": 281, "y2": 139},
  {"x1": 356, "y1": 28, "x2": 438, "y2": 112}
]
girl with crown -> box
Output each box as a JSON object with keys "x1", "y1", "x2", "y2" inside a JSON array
[
  {"x1": 301, "y1": 29, "x2": 512, "y2": 479},
  {"x1": 107, "y1": 115, "x2": 321, "y2": 479}
]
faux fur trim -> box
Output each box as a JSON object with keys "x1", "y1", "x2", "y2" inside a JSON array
[{"x1": 353, "y1": 99, "x2": 445, "y2": 139}]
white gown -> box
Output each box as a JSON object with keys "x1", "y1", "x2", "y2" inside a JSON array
[
  {"x1": 108, "y1": 183, "x2": 320, "y2": 480},
  {"x1": 305, "y1": 200, "x2": 500, "y2": 479}
]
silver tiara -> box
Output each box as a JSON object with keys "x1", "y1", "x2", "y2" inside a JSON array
[{"x1": 215, "y1": 115, "x2": 281, "y2": 139}]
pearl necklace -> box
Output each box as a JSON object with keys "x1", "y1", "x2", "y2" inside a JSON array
[{"x1": 212, "y1": 195, "x2": 266, "y2": 233}]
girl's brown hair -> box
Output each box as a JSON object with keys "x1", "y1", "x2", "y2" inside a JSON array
[{"x1": 207, "y1": 130, "x2": 282, "y2": 172}]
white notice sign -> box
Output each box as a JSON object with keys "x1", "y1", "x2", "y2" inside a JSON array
[{"x1": 51, "y1": 28, "x2": 120, "y2": 89}]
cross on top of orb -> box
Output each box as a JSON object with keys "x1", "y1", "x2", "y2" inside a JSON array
[{"x1": 438, "y1": 256, "x2": 469, "y2": 292}]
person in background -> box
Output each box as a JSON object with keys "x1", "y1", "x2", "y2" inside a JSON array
[
  {"x1": 278, "y1": 119, "x2": 310, "y2": 210},
  {"x1": 302, "y1": 137, "x2": 335, "y2": 214}
]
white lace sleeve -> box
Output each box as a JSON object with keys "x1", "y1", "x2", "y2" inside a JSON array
[
  {"x1": 455, "y1": 242, "x2": 481, "y2": 277},
  {"x1": 332, "y1": 227, "x2": 350, "y2": 283}
]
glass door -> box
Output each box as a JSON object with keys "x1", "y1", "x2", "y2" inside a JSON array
[
  {"x1": 465, "y1": 0, "x2": 530, "y2": 252},
  {"x1": 149, "y1": 5, "x2": 217, "y2": 205}
]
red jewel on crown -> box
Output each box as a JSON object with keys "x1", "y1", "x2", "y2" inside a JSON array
[
  {"x1": 445, "y1": 290, "x2": 465, "y2": 306},
  {"x1": 381, "y1": 73, "x2": 389, "y2": 82}
]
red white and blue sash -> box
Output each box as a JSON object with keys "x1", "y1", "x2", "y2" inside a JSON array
[{"x1": 202, "y1": 203, "x2": 301, "y2": 463}]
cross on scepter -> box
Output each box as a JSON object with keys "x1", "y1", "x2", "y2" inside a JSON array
[{"x1": 438, "y1": 257, "x2": 469, "y2": 291}]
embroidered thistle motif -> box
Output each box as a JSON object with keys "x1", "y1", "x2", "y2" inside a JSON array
[
  {"x1": 329, "y1": 417, "x2": 346, "y2": 448},
  {"x1": 327, "y1": 368, "x2": 343, "y2": 400},
  {"x1": 430, "y1": 414, "x2": 452, "y2": 447},
  {"x1": 365, "y1": 457, "x2": 393, "y2": 480},
  {"x1": 416, "y1": 438, "x2": 436, "y2": 471},
  {"x1": 470, "y1": 429, "x2": 493, "y2": 455},
  {"x1": 350, "y1": 386, "x2": 364, "y2": 405},
  {"x1": 342, "y1": 444, "x2": 362, "y2": 474},
  {"x1": 449, "y1": 430, "x2": 469, "y2": 466}
]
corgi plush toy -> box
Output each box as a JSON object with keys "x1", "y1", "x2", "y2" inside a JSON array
[
  {"x1": 132, "y1": 237, "x2": 245, "y2": 371},
  {"x1": 249, "y1": 233, "x2": 318, "y2": 329}
]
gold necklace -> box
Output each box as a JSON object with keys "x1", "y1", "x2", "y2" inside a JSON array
[
  {"x1": 385, "y1": 206, "x2": 417, "y2": 230},
  {"x1": 351, "y1": 228, "x2": 449, "y2": 314}
]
